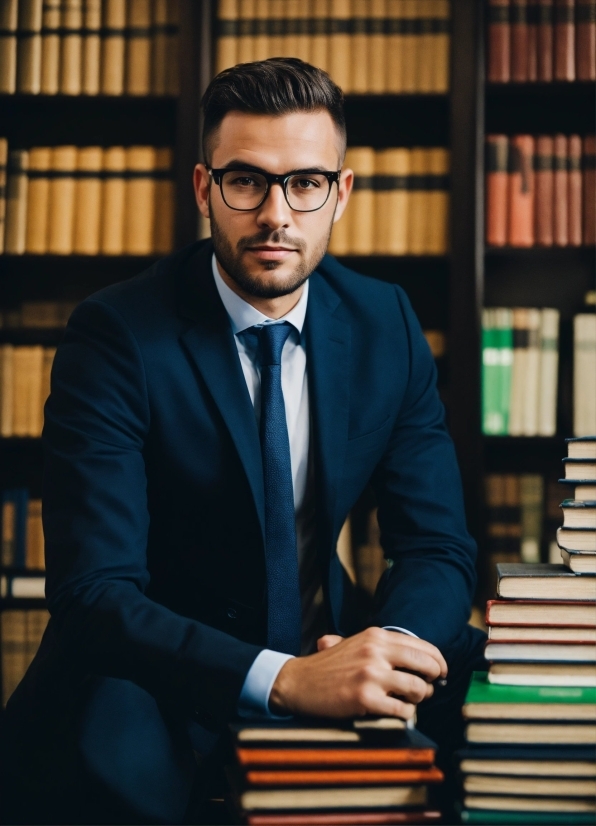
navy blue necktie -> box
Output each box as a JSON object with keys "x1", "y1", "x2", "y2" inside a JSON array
[{"x1": 254, "y1": 322, "x2": 302, "y2": 656}]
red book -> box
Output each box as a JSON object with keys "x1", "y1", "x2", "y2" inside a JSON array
[
  {"x1": 576, "y1": 0, "x2": 596, "y2": 79},
  {"x1": 527, "y1": 0, "x2": 539, "y2": 78},
  {"x1": 511, "y1": 0, "x2": 530, "y2": 79},
  {"x1": 553, "y1": 134, "x2": 569, "y2": 245},
  {"x1": 486, "y1": 135, "x2": 509, "y2": 246},
  {"x1": 534, "y1": 135, "x2": 554, "y2": 245},
  {"x1": 583, "y1": 135, "x2": 596, "y2": 245},
  {"x1": 235, "y1": 747, "x2": 436, "y2": 768},
  {"x1": 537, "y1": 0, "x2": 554, "y2": 79},
  {"x1": 508, "y1": 135, "x2": 535, "y2": 246},
  {"x1": 244, "y1": 766, "x2": 445, "y2": 786},
  {"x1": 568, "y1": 134, "x2": 583, "y2": 245},
  {"x1": 488, "y1": 0, "x2": 511, "y2": 82},
  {"x1": 554, "y1": 0, "x2": 576, "y2": 79}
]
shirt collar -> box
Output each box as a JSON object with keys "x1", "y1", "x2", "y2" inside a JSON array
[{"x1": 212, "y1": 253, "x2": 309, "y2": 336}]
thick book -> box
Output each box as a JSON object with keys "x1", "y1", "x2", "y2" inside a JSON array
[
  {"x1": 101, "y1": 0, "x2": 126, "y2": 95},
  {"x1": 567, "y1": 436, "x2": 596, "y2": 460},
  {"x1": 488, "y1": 625, "x2": 596, "y2": 642},
  {"x1": 486, "y1": 136, "x2": 509, "y2": 247},
  {"x1": 73, "y1": 146, "x2": 102, "y2": 255},
  {"x1": 126, "y1": 0, "x2": 152, "y2": 95},
  {"x1": 26, "y1": 498, "x2": 44, "y2": 570},
  {"x1": 561, "y1": 499, "x2": 596, "y2": 529},
  {"x1": 0, "y1": 573, "x2": 46, "y2": 599},
  {"x1": 245, "y1": 814, "x2": 442, "y2": 826},
  {"x1": 463, "y1": 774, "x2": 596, "y2": 797},
  {"x1": 488, "y1": 0, "x2": 511, "y2": 82},
  {"x1": 568, "y1": 134, "x2": 583, "y2": 246},
  {"x1": 375, "y1": 148, "x2": 409, "y2": 256},
  {"x1": 488, "y1": 662, "x2": 596, "y2": 686},
  {"x1": 346, "y1": 146, "x2": 375, "y2": 256},
  {"x1": 511, "y1": 0, "x2": 530, "y2": 80},
  {"x1": 527, "y1": 0, "x2": 539, "y2": 78},
  {"x1": 573, "y1": 315, "x2": 596, "y2": 436},
  {"x1": 576, "y1": 0, "x2": 596, "y2": 79},
  {"x1": 537, "y1": 0, "x2": 554, "y2": 80},
  {"x1": 561, "y1": 548, "x2": 596, "y2": 573},
  {"x1": 25, "y1": 146, "x2": 51, "y2": 254},
  {"x1": 556, "y1": 527, "x2": 596, "y2": 552},
  {"x1": 0, "y1": 0, "x2": 18, "y2": 93},
  {"x1": 59, "y1": 0, "x2": 82, "y2": 95},
  {"x1": 235, "y1": 785, "x2": 428, "y2": 813},
  {"x1": 554, "y1": 0, "x2": 576, "y2": 80},
  {"x1": 458, "y1": 747, "x2": 596, "y2": 778},
  {"x1": 485, "y1": 641, "x2": 596, "y2": 662},
  {"x1": 242, "y1": 766, "x2": 444, "y2": 787},
  {"x1": 100, "y1": 146, "x2": 126, "y2": 255},
  {"x1": 231, "y1": 717, "x2": 410, "y2": 744},
  {"x1": 496, "y1": 562, "x2": 596, "y2": 600},
  {"x1": 123, "y1": 145, "x2": 156, "y2": 254},
  {"x1": 563, "y1": 458, "x2": 596, "y2": 480},
  {"x1": 534, "y1": 135, "x2": 554, "y2": 246},
  {"x1": 553, "y1": 133, "x2": 569, "y2": 246},
  {"x1": 508, "y1": 135, "x2": 534, "y2": 247},
  {"x1": 509, "y1": 309, "x2": 530, "y2": 435},
  {"x1": 463, "y1": 795, "x2": 595, "y2": 814},
  {"x1": 40, "y1": 0, "x2": 61, "y2": 95},
  {"x1": 486, "y1": 598, "x2": 596, "y2": 627},
  {"x1": 560, "y1": 482, "x2": 596, "y2": 501},
  {"x1": 4, "y1": 150, "x2": 29, "y2": 255},
  {"x1": 522, "y1": 308, "x2": 541, "y2": 435},
  {"x1": 465, "y1": 720, "x2": 596, "y2": 745},
  {"x1": 16, "y1": 0, "x2": 43, "y2": 94},
  {"x1": 47, "y1": 145, "x2": 77, "y2": 255},
  {"x1": 82, "y1": 0, "x2": 101, "y2": 95},
  {"x1": 0, "y1": 345, "x2": 14, "y2": 438}
]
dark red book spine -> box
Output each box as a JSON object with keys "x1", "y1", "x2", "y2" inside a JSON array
[
  {"x1": 568, "y1": 134, "x2": 583, "y2": 246},
  {"x1": 486, "y1": 135, "x2": 510, "y2": 246},
  {"x1": 553, "y1": 134, "x2": 569, "y2": 245},
  {"x1": 583, "y1": 135, "x2": 596, "y2": 245},
  {"x1": 511, "y1": 0, "x2": 530, "y2": 79},
  {"x1": 508, "y1": 135, "x2": 535, "y2": 246},
  {"x1": 527, "y1": 0, "x2": 540, "y2": 78},
  {"x1": 575, "y1": 0, "x2": 596, "y2": 79},
  {"x1": 537, "y1": 0, "x2": 555, "y2": 79},
  {"x1": 534, "y1": 135, "x2": 554, "y2": 245},
  {"x1": 554, "y1": 0, "x2": 576, "y2": 79},
  {"x1": 488, "y1": 0, "x2": 511, "y2": 82}
]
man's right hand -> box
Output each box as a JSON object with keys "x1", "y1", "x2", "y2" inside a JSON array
[{"x1": 268, "y1": 626, "x2": 447, "y2": 720}]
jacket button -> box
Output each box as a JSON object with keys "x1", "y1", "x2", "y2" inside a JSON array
[{"x1": 227, "y1": 608, "x2": 237, "y2": 619}]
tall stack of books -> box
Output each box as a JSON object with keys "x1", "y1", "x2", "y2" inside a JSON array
[
  {"x1": 226, "y1": 717, "x2": 443, "y2": 825},
  {"x1": 558, "y1": 436, "x2": 596, "y2": 572}
]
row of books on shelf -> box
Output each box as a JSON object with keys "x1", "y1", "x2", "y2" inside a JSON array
[
  {"x1": 482, "y1": 309, "x2": 596, "y2": 437},
  {"x1": 216, "y1": 0, "x2": 450, "y2": 95},
  {"x1": 327, "y1": 146, "x2": 449, "y2": 256},
  {"x1": 0, "y1": 301, "x2": 76, "y2": 329},
  {"x1": 0, "y1": 345, "x2": 55, "y2": 437},
  {"x1": 1, "y1": 608, "x2": 48, "y2": 707},
  {"x1": 485, "y1": 134, "x2": 595, "y2": 248},
  {"x1": 0, "y1": 0, "x2": 179, "y2": 96},
  {"x1": 1, "y1": 489, "x2": 44, "y2": 570},
  {"x1": 0, "y1": 140, "x2": 175, "y2": 256},
  {"x1": 487, "y1": 0, "x2": 596, "y2": 83}
]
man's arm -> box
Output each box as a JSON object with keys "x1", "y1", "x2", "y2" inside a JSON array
[{"x1": 43, "y1": 298, "x2": 264, "y2": 728}]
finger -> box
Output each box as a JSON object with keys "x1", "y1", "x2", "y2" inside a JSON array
[
  {"x1": 367, "y1": 693, "x2": 417, "y2": 721},
  {"x1": 382, "y1": 668, "x2": 432, "y2": 705},
  {"x1": 383, "y1": 632, "x2": 448, "y2": 677},
  {"x1": 317, "y1": 634, "x2": 344, "y2": 651},
  {"x1": 382, "y1": 643, "x2": 444, "y2": 683}
]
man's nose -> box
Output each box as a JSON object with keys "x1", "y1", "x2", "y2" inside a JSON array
[{"x1": 255, "y1": 181, "x2": 292, "y2": 230}]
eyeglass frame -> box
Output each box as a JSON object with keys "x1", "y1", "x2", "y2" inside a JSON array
[{"x1": 207, "y1": 166, "x2": 342, "y2": 213}]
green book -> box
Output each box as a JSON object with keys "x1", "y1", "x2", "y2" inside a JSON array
[
  {"x1": 495, "y1": 307, "x2": 513, "y2": 435},
  {"x1": 459, "y1": 809, "x2": 596, "y2": 825},
  {"x1": 465, "y1": 671, "x2": 596, "y2": 706},
  {"x1": 482, "y1": 309, "x2": 505, "y2": 434}
]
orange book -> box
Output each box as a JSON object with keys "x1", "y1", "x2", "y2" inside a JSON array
[
  {"x1": 487, "y1": 0, "x2": 511, "y2": 82},
  {"x1": 554, "y1": 0, "x2": 575, "y2": 80},
  {"x1": 568, "y1": 134, "x2": 582, "y2": 246},
  {"x1": 508, "y1": 135, "x2": 535, "y2": 247},
  {"x1": 486, "y1": 135, "x2": 509, "y2": 247},
  {"x1": 534, "y1": 136, "x2": 553, "y2": 246},
  {"x1": 537, "y1": 0, "x2": 554, "y2": 80},
  {"x1": 235, "y1": 748, "x2": 435, "y2": 767},
  {"x1": 583, "y1": 135, "x2": 596, "y2": 246},
  {"x1": 576, "y1": 0, "x2": 596, "y2": 80},
  {"x1": 553, "y1": 134, "x2": 569, "y2": 246},
  {"x1": 244, "y1": 767, "x2": 444, "y2": 786},
  {"x1": 511, "y1": 0, "x2": 529, "y2": 81}
]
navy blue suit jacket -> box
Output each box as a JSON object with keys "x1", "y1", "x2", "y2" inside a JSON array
[{"x1": 1, "y1": 240, "x2": 476, "y2": 822}]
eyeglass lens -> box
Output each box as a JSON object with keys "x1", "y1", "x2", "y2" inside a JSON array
[{"x1": 220, "y1": 170, "x2": 332, "y2": 211}]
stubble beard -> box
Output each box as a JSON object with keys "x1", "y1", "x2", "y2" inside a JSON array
[{"x1": 208, "y1": 203, "x2": 334, "y2": 300}]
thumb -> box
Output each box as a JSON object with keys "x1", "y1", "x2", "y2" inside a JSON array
[{"x1": 317, "y1": 634, "x2": 344, "y2": 651}]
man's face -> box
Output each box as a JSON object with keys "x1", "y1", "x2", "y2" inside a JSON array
[{"x1": 193, "y1": 110, "x2": 353, "y2": 300}]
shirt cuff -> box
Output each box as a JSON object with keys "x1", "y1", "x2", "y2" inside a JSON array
[
  {"x1": 238, "y1": 649, "x2": 295, "y2": 718},
  {"x1": 383, "y1": 626, "x2": 419, "y2": 638}
]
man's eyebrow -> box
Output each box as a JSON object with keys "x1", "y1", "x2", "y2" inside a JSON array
[{"x1": 219, "y1": 161, "x2": 335, "y2": 175}]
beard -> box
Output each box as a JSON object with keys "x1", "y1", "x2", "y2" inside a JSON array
[{"x1": 209, "y1": 203, "x2": 334, "y2": 300}]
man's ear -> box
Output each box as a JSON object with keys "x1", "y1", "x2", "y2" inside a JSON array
[
  {"x1": 193, "y1": 164, "x2": 211, "y2": 220},
  {"x1": 333, "y1": 167, "x2": 354, "y2": 224}
]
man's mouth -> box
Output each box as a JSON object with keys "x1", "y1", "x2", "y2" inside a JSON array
[{"x1": 245, "y1": 246, "x2": 298, "y2": 260}]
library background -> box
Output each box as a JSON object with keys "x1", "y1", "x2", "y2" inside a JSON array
[{"x1": 0, "y1": 0, "x2": 595, "y2": 823}]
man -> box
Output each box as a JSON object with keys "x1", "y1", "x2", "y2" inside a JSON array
[{"x1": 1, "y1": 59, "x2": 485, "y2": 825}]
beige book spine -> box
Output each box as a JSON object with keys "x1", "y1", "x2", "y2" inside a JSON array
[
  {"x1": 568, "y1": 134, "x2": 582, "y2": 247},
  {"x1": 386, "y1": 0, "x2": 404, "y2": 92},
  {"x1": 25, "y1": 147, "x2": 52, "y2": 254},
  {"x1": 508, "y1": 308, "x2": 528, "y2": 436},
  {"x1": 0, "y1": 138, "x2": 7, "y2": 254},
  {"x1": 26, "y1": 500, "x2": 44, "y2": 569},
  {"x1": 309, "y1": 0, "x2": 329, "y2": 71},
  {"x1": 1, "y1": 611, "x2": 28, "y2": 707},
  {"x1": 41, "y1": 346, "x2": 55, "y2": 431},
  {"x1": 407, "y1": 147, "x2": 428, "y2": 254},
  {"x1": 368, "y1": 0, "x2": 386, "y2": 93},
  {"x1": 425, "y1": 147, "x2": 449, "y2": 254},
  {"x1": 40, "y1": 0, "x2": 61, "y2": 94},
  {"x1": 431, "y1": 0, "x2": 450, "y2": 92},
  {"x1": 288, "y1": 0, "x2": 310, "y2": 61},
  {"x1": 47, "y1": 145, "x2": 77, "y2": 254},
  {"x1": 73, "y1": 146, "x2": 103, "y2": 254},
  {"x1": 12, "y1": 346, "x2": 44, "y2": 437},
  {"x1": 151, "y1": 0, "x2": 168, "y2": 94},
  {"x1": 375, "y1": 148, "x2": 409, "y2": 255},
  {"x1": 351, "y1": 0, "x2": 368, "y2": 94},
  {"x1": 237, "y1": 0, "x2": 254, "y2": 63},
  {"x1": 16, "y1": 0, "x2": 43, "y2": 94},
  {"x1": 521, "y1": 308, "x2": 541, "y2": 436},
  {"x1": 347, "y1": 146, "x2": 375, "y2": 255},
  {"x1": 329, "y1": 0, "x2": 351, "y2": 91},
  {"x1": 59, "y1": 0, "x2": 82, "y2": 94},
  {"x1": 126, "y1": 0, "x2": 151, "y2": 94},
  {"x1": 82, "y1": 0, "x2": 101, "y2": 95},
  {"x1": 573, "y1": 314, "x2": 596, "y2": 436},
  {"x1": 537, "y1": 308, "x2": 559, "y2": 437},
  {"x1": 0, "y1": 345, "x2": 14, "y2": 437},
  {"x1": 101, "y1": 0, "x2": 126, "y2": 95},
  {"x1": 252, "y1": 0, "x2": 269, "y2": 61},
  {"x1": 0, "y1": 0, "x2": 19, "y2": 93},
  {"x1": 153, "y1": 147, "x2": 174, "y2": 254},
  {"x1": 100, "y1": 147, "x2": 126, "y2": 254},
  {"x1": 268, "y1": 0, "x2": 284, "y2": 57},
  {"x1": 217, "y1": 0, "x2": 238, "y2": 72},
  {"x1": 124, "y1": 146, "x2": 156, "y2": 254},
  {"x1": 164, "y1": 0, "x2": 178, "y2": 95},
  {"x1": 5, "y1": 150, "x2": 29, "y2": 255},
  {"x1": 401, "y1": 0, "x2": 418, "y2": 93},
  {"x1": 416, "y1": 0, "x2": 435, "y2": 93}
]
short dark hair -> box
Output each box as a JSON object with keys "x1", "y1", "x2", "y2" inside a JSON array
[{"x1": 200, "y1": 58, "x2": 346, "y2": 164}]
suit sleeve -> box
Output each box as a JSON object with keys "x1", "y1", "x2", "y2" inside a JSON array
[
  {"x1": 42, "y1": 298, "x2": 264, "y2": 728},
  {"x1": 368, "y1": 285, "x2": 477, "y2": 653}
]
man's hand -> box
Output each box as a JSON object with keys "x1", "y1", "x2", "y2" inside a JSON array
[{"x1": 269, "y1": 626, "x2": 447, "y2": 719}]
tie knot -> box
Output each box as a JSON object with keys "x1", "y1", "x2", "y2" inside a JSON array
[{"x1": 254, "y1": 322, "x2": 293, "y2": 367}]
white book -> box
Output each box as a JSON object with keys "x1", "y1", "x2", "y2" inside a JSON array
[
  {"x1": 574, "y1": 315, "x2": 596, "y2": 436},
  {"x1": 522, "y1": 308, "x2": 541, "y2": 436},
  {"x1": 537, "y1": 308, "x2": 560, "y2": 436}
]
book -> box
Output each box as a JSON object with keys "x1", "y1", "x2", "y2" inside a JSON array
[
  {"x1": 561, "y1": 499, "x2": 596, "y2": 529},
  {"x1": 554, "y1": 0, "x2": 576, "y2": 80},
  {"x1": 488, "y1": 661, "x2": 596, "y2": 686},
  {"x1": 245, "y1": 814, "x2": 442, "y2": 826},
  {"x1": 568, "y1": 134, "x2": 583, "y2": 246},
  {"x1": 537, "y1": 308, "x2": 559, "y2": 435},
  {"x1": 329, "y1": 0, "x2": 351, "y2": 92},
  {"x1": 408, "y1": 147, "x2": 428, "y2": 255},
  {"x1": 463, "y1": 795, "x2": 595, "y2": 813},
  {"x1": 242, "y1": 766, "x2": 444, "y2": 787},
  {"x1": 563, "y1": 483, "x2": 596, "y2": 501},
  {"x1": 351, "y1": 0, "x2": 369, "y2": 95},
  {"x1": 537, "y1": 0, "x2": 555, "y2": 80},
  {"x1": 47, "y1": 145, "x2": 77, "y2": 255},
  {"x1": 82, "y1": 0, "x2": 101, "y2": 95},
  {"x1": 0, "y1": 0, "x2": 18, "y2": 93},
  {"x1": 12, "y1": 346, "x2": 44, "y2": 437},
  {"x1": 101, "y1": 0, "x2": 126, "y2": 95},
  {"x1": 4, "y1": 150, "x2": 29, "y2": 255},
  {"x1": 496, "y1": 562, "x2": 596, "y2": 600},
  {"x1": 59, "y1": 0, "x2": 82, "y2": 95},
  {"x1": 522, "y1": 308, "x2": 541, "y2": 435},
  {"x1": 511, "y1": 0, "x2": 530, "y2": 81},
  {"x1": 576, "y1": 0, "x2": 596, "y2": 79},
  {"x1": 425, "y1": 147, "x2": 449, "y2": 254},
  {"x1": 460, "y1": 809, "x2": 596, "y2": 824},
  {"x1": 457, "y1": 745, "x2": 596, "y2": 776},
  {"x1": 573, "y1": 315, "x2": 596, "y2": 436},
  {"x1": 553, "y1": 133, "x2": 569, "y2": 246},
  {"x1": 235, "y1": 785, "x2": 428, "y2": 813},
  {"x1": 73, "y1": 146, "x2": 103, "y2": 255},
  {"x1": 463, "y1": 672, "x2": 596, "y2": 719},
  {"x1": 25, "y1": 498, "x2": 44, "y2": 570},
  {"x1": 346, "y1": 146, "x2": 375, "y2": 255},
  {"x1": 563, "y1": 458, "x2": 596, "y2": 480},
  {"x1": 508, "y1": 309, "x2": 529, "y2": 435},
  {"x1": 0, "y1": 137, "x2": 8, "y2": 253},
  {"x1": 508, "y1": 135, "x2": 535, "y2": 247},
  {"x1": 126, "y1": 0, "x2": 152, "y2": 95},
  {"x1": 232, "y1": 717, "x2": 408, "y2": 744},
  {"x1": 25, "y1": 146, "x2": 51, "y2": 254},
  {"x1": 124, "y1": 145, "x2": 156, "y2": 254},
  {"x1": 488, "y1": 0, "x2": 511, "y2": 82},
  {"x1": 556, "y1": 527, "x2": 596, "y2": 551},
  {"x1": 310, "y1": 0, "x2": 330, "y2": 75},
  {"x1": 432, "y1": 0, "x2": 451, "y2": 93},
  {"x1": 561, "y1": 548, "x2": 596, "y2": 573},
  {"x1": 375, "y1": 148, "x2": 409, "y2": 255},
  {"x1": 527, "y1": 0, "x2": 539, "y2": 79},
  {"x1": 40, "y1": 0, "x2": 61, "y2": 95},
  {"x1": 0, "y1": 345, "x2": 14, "y2": 437},
  {"x1": 486, "y1": 598, "x2": 596, "y2": 626},
  {"x1": 153, "y1": 147, "x2": 174, "y2": 254},
  {"x1": 582, "y1": 137, "x2": 595, "y2": 245},
  {"x1": 16, "y1": 0, "x2": 43, "y2": 94},
  {"x1": 488, "y1": 625, "x2": 596, "y2": 642},
  {"x1": 485, "y1": 641, "x2": 596, "y2": 662},
  {"x1": 368, "y1": 0, "x2": 386, "y2": 95},
  {"x1": 0, "y1": 573, "x2": 46, "y2": 599},
  {"x1": 463, "y1": 775, "x2": 596, "y2": 797},
  {"x1": 465, "y1": 720, "x2": 596, "y2": 744},
  {"x1": 567, "y1": 437, "x2": 596, "y2": 460},
  {"x1": 534, "y1": 135, "x2": 554, "y2": 246},
  {"x1": 100, "y1": 145, "x2": 126, "y2": 255}
]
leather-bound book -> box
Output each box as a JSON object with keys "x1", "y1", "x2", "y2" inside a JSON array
[
  {"x1": 568, "y1": 134, "x2": 582, "y2": 246},
  {"x1": 216, "y1": 0, "x2": 237, "y2": 73},
  {"x1": 123, "y1": 146, "x2": 156, "y2": 254},
  {"x1": 408, "y1": 148, "x2": 429, "y2": 254},
  {"x1": 60, "y1": 0, "x2": 82, "y2": 94},
  {"x1": 583, "y1": 135, "x2": 596, "y2": 246},
  {"x1": 554, "y1": 0, "x2": 576, "y2": 80},
  {"x1": 0, "y1": 0, "x2": 18, "y2": 93},
  {"x1": 386, "y1": 0, "x2": 405, "y2": 93},
  {"x1": 0, "y1": 346, "x2": 14, "y2": 437},
  {"x1": 252, "y1": 0, "x2": 268, "y2": 63},
  {"x1": 329, "y1": 0, "x2": 351, "y2": 92},
  {"x1": 369, "y1": 0, "x2": 386, "y2": 93},
  {"x1": 310, "y1": 0, "x2": 329, "y2": 73},
  {"x1": 12, "y1": 346, "x2": 44, "y2": 437},
  {"x1": 40, "y1": 0, "x2": 61, "y2": 94},
  {"x1": 511, "y1": 0, "x2": 529, "y2": 81},
  {"x1": 47, "y1": 146, "x2": 77, "y2": 255},
  {"x1": 507, "y1": 135, "x2": 535, "y2": 247},
  {"x1": 432, "y1": 0, "x2": 451, "y2": 93},
  {"x1": 237, "y1": 0, "x2": 254, "y2": 64},
  {"x1": 487, "y1": 0, "x2": 511, "y2": 82},
  {"x1": 284, "y1": 0, "x2": 309, "y2": 63},
  {"x1": 153, "y1": 147, "x2": 174, "y2": 254},
  {"x1": 73, "y1": 146, "x2": 102, "y2": 255},
  {"x1": 25, "y1": 147, "x2": 51, "y2": 254},
  {"x1": 82, "y1": 0, "x2": 101, "y2": 95},
  {"x1": 351, "y1": 0, "x2": 369, "y2": 95},
  {"x1": 537, "y1": 0, "x2": 554, "y2": 79},
  {"x1": 553, "y1": 134, "x2": 569, "y2": 246},
  {"x1": 347, "y1": 146, "x2": 375, "y2": 255},
  {"x1": 26, "y1": 499, "x2": 44, "y2": 569},
  {"x1": 417, "y1": 0, "x2": 435, "y2": 93},
  {"x1": 534, "y1": 135, "x2": 554, "y2": 246},
  {"x1": 16, "y1": 0, "x2": 43, "y2": 94},
  {"x1": 101, "y1": 0, "x2": 126, "y2": 95},
  {"x1": 426, "y1": 147, "x2": 449, "y2": 254},
  {"x1": 0, "y1": 138, "x2": 7, "y2": 254},
  {"x1": 100, "y1": 146, "x2": 126, "y2": 254},
  {"x1": 400, "y1": 0, "x2": 418, "y2": 93},
  {"x1": 576, "y1": 0, "x2": 596, "y2": 80},
  {"x1": 268, "y1": 0, "x2": 283, "y2": 59},
  {"x1": 375, "y1": 148, "x2": 409, "y2": 255},
  {"x1": 126, "y1": 0, "x2": 152, "y2": 95},
  {"x1": 486, "y1": 135, "x2": 509, "y2": 247},
  {"x1": 4, "y1": 150, "x2": 29, "y2": 255},
  {"x1": 527, "y1": 0, "x2": 539, "y2": 78}
]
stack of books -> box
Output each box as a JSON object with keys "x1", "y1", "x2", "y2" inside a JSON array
[
  {"x1": 225, "y1": 717, "x2": 443, "y2": 825},
  {"x1": 558, "y1": 437, "x2": 596, "y2": 574}
]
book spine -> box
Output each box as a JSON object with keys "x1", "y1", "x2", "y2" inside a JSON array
[
  {"x1": 126, "y1": 0, "x2": 152, "y2": 94},
  {"x1": 82, "y1": 0, "x2": 102, "y2": 95},
  {"x1": 527, "y1": 0, "x2": 539, "y2": 79},
  {"x1": 426, "y1": 147, "x2": 450, "y2": 254},
  {"x1": 152, "y1": 146, "x2": 174, "y2": 254},
  {"x1": 522, "y1": 308, "x2": 541, "y2": 435},
  {"x1": 351, "y1": 0, "x2": 369, "y2": 94},
  {"x1": 25, "y1": 146, "x2": 52, "y2": 254},
  {"x1": 432, "y1": 0, "x2": 451, "y2": 92},
  {"x1": 497, "y1": 307, "x2": 514, "y2": 434},
  {"x1": 163, "y1": 0, "x2": 178, "y2": 96},
  {"x1": 573, "y1": 314, "x2": 596, "y2": 436},
  {"x1": 60, "y1": 0, "x2": 83, "y2": 94},
  {"x1": 534, "y1": 135, "x2": 554, "y2": 246},
  {"x1": 0, "y1": 0, "x2": 19, "y2": 93},
  {"x1": 73, "y1": 146, "x2": 102, "y2": 254},
  {"x1": 509, "y1": 308, "x2": 529, "y2": 435},
  {"x1": 16, "y1": 0, "x2": 43, "y2": 94},
  {"x1": 488, "y1": 0, "x2": 511, "y2": 82},
  {"x1": 407, "y1": 147, "x2": 429, "y2": 254},
  {"x1": 101, "y1": 0, "x2": 126, "y2": 95},
  {"x1": 417, "y1": 0, "x2": 435, "y2": 93},
  {"x1": 554, "y1": 0, "x2": 576, "y2": 80},
  {"x1": 537, "y1": 0, "x2": 554, "y2": 79},
  {"x1": 236, "y1": 0, "x2": 254, "y2": 64},
  {"x1": 374, "y1": 147, "x2": 409, "y2": 255},
  {"x1": 268, "y1": 0, "x2": 283, "y2": 60},
  {"x1": 582, "y1": 135, "x2": 596, "y2": 246},
  {"x1": 0, "y1": 347, "x2": 14, "y2": 437},
  {"x1": 537, "y1": 308, "x2": 560, "y2": 436},
  {"x1": 1, "y1": 490, "x2": 16, "y2": 565},
  {"x1": 568, "y1": 134, "x2": 583, "y2": 245},
  {"x1": 309, "y1": 0, "x2": 329, "y2": 72},
  {"x1": 0, "y1": 138, "x2": 7, "y2": 254},
  {"x1": 4, "y1": 150, "x2": 29, "y2": 255},
  {"x1": 100, "y1": 146, "x2": 126, "y2": 254},
  {"x1": 553, "y1": 133, "x2": 569, "y2": 246},
  {"x1": 287, "y1": 0, "x2": 309, "y2": 63},
  {"x1": 386, "y1": 0, "x2": 405, "y2": 93},
  {"x1": 348, "y1": 146, "x2": 375, "y2": 254},
  {"x1": 329, "y1": 0, "x2": 351, "y2": 92},
  {"x1": 511, "y1": 0, "x2": 529, "y2": 81},
  {"x1": 251, "y1": 0, "x2": 268, "y2": 62},
  {"x1": 124, "y1": 145, "x2": 156, "y2": 254},
  {"x1": 482, "y1": 309, "x2": 503, "y2": 434},
  {"x1": 576, "y1": 0, "x2": 596, "y2": 79},
  {"x1": 40, "y1": 0, "x2": 61, "y2": 94},
  {"x1": 508, "y1": 135, "x2": 535, "y2": 247},
  {"x1": 400, "y1": 0, "x2": 418, "y2": 93},
  {"x1": 369, "y1": 0, "x2": 387, "y2": 93},
  {"x1": 486, "y1": 135, "x2": 509, "y2": 247},
  {"x1": 216, "y1": 0, "x2": 237, "y2": 73},
  {"x1": 150, "y1": 0, "x2": 167, "y2": 94},
  {"x1": 47, "y1": 145, "x2": 77, "y2": 254}
]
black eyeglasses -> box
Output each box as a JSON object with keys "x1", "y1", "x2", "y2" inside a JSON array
[{"x1": 208, "y1": 167, "x2": 341, "y2": 212}]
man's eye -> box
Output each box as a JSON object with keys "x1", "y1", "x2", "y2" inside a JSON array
[
  {"x1": 231, "y1": 176, "x2": 258, "y2": 187},
  {"x1": 292, "y1": 178, "x2": 320, "y2": 190}
]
